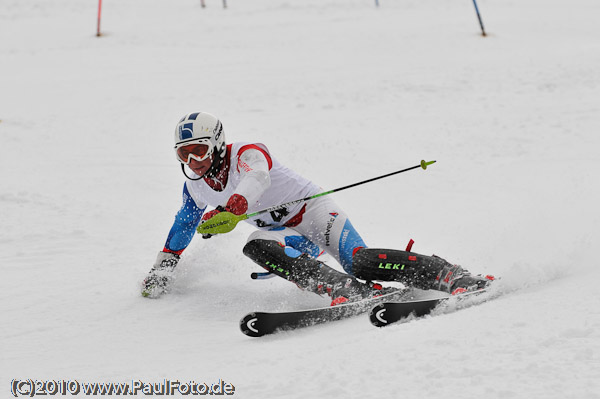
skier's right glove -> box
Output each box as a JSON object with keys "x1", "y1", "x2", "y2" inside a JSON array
[
  {"x1": 152, "y1": 251, "x2": 180, "y2": 271},
  {"x1": 142, "y1": 251, "x2": 180, "y2": 298}
]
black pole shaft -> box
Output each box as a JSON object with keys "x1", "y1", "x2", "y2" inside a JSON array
[
  {"x1": 247, "y1": 161, "x2": 435, "y2": 218},
  {"x1": 472, "y1": 0, "x2": 487, "y2": 36},
  {"x1": 328, "y1": 163, "x2": 425, "y2": 195}
]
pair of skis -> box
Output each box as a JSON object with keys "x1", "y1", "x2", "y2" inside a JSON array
[{"x1": 240, "y1": 288, "x2": 490, "y2": 337}]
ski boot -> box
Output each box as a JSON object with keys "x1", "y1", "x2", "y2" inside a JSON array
[
  {"x1": 327, "y1": 281, "x2": 397, "y2": 306},
  {"x1": 434, "y1": 262, "x2": 495, "y2": 295},
  {"x1": 243, "y1": 239, "x2": 399, "y2": 306},
  {"x1": 141, "y1": 252, "x2": 180, "y2": 298},
  {"x1": 448, "y1": 273, "x2": 495, "y2": 295}
]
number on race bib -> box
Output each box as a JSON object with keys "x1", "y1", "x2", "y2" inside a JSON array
[
  {"x1": 270, "y1": 208, "x2": 289, "y2": 222},
  {"x1": 254, "y1": 207, "x2": 290, "y2": 228}
]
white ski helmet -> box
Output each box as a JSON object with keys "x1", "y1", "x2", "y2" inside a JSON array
[{"x1": 174, "y1": 112, "x2": 227, "y2": 179}]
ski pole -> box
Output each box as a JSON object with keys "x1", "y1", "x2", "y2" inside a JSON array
[
  {"x1": 472, "y1": 0, "x2": 487, "y2": 36},
  {"x1": 197, "y1": 160, "x2": 436, "y2": 235}
]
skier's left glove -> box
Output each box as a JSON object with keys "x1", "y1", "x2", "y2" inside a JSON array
[{"x1": 200, "y1": 194, "x2": 248, "y2": 239}]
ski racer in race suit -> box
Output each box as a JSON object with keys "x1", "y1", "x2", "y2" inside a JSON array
[{"x1": 141, "y1": 112, "x2": 492, "y2": 302}]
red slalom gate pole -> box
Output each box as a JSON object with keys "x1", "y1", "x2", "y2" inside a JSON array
[{"x1": 97, "y1": 0, "x2": 102, "y2": 37}]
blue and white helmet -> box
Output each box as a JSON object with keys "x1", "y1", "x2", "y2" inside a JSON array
[{"x1": 174, "y1": 112, "x2": 227, "y2": 178}]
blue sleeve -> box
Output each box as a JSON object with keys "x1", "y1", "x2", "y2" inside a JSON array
[{"x1": 163, "y1": 184, "x2": 206, "y2": 254}]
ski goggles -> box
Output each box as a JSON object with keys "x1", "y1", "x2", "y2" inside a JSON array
[{"x1": 174, "y1": 139, "x2": 214, "y2": 164}]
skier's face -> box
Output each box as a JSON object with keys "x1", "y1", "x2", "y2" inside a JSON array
[{"x1": 188, "y1": 155, "x2": 213, "y2": 177}]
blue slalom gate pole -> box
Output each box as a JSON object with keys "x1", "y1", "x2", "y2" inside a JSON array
[{"x1": 472, "y1": 0, "x2": 487, "y2": 36}]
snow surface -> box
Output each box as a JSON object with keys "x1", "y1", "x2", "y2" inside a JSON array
[{"x1": 1, "y1": 0, "x2": 599, "y2": 397}]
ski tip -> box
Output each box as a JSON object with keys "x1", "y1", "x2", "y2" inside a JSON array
[
  {"x1": 240, "y1": 313, "x2": 267, "y2": 338},
  {"x1": 421, "y1": 160, "x2": 436, "y2": 170},
  {"x1": 369, "y1": 303, "x2": 390, "y2": 327}
]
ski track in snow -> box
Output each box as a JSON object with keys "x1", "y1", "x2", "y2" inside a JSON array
[{"x1": 1, "y1": 0, "x2": 599, "y2": 398}]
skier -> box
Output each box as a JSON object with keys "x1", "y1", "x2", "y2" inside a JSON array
[{"x1": 142, "y1": 112, "x2": 493, "y2": 302}]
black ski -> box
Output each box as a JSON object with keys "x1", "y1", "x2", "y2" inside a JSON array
[
  {"x1": 240, "y1": 289, "x2": 411, "y2": 337},
  {"x1": 369, "y1": 289, "x2": 490, "y2": 327}
]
